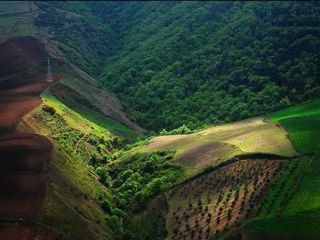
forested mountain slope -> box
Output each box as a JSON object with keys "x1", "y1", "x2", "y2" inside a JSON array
[
  {"x1": 0, "y1": 2, "x2": 319, "y2": 240},
  {"x1": 35, "y1": 2, "x2": 320, "y2": 131},
  {"x1": 95, "y1": 2, "x2": 320, "y2": 130}
]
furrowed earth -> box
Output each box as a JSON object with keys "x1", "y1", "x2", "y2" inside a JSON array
[
  {"x1": 0, "y1": 35, "x2": 138, "y2": 239},
  {"x1": 0, "y1": 2, "x2": 319, "y2": 240},
  {"x1": 0, "y1": 36, "x2": 61, "y2": 239},
  {"x1": 0, "y1": 35, "x2": 318, "y2": 240}
]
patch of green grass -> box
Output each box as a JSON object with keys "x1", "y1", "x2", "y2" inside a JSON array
[
  {"x1": 285, "y1": 153, "x2": 320, "y2": 215},
  {"x1": 36, "y1": 144, "x2": 114, "y2": 240},
  {"x1": 246, "y1": 98, "x2": 320, "y2": 239},
  {"x1": 42, "y1": 92, "x2": 112, "y2": 137},
  {"x1": 269, "y1": 98, "x2": 320, "y2": 153},
  {"x1": 269, "y1": 98, "x2": 320, "y2": 123},
  {"x1": 67, "y1": 100, "x2": 135, "y2": 136},
  {"x1": 248, "y1": 209, "x2": 320, "y2": 239},
  {"x1": 257, "y1": 158, "x2": 309, "y2": 217},
  {"x1": 246, "y1": 154, "x2": 320, "y2": 239}
]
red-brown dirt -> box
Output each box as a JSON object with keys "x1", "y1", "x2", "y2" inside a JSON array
[
  {"x1": 0, "y1": 132, "x2": 52, "y2": 174},
  {"x1": 0, "y1": 36, "x2": 61, "y2": 239},
  {"x1": 0, "y1": 224, "x2": 60, "y2": 240}
]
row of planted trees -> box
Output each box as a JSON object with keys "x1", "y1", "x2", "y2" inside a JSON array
[{"x1": 167, "y1": 159, "x2": 282, "y2": 239}]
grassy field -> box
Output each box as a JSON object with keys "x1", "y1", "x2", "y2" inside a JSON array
[
  {"x1": 135, "y1": 117, "x2": 296, "y2": 177},
  {"x1": 59, "y1": 77, "x2": 142, "y2": 134},
  {"x1": 41, "y1": 93, "x2": 112, "y2": 136},
  {"x1": 269, "y1": 98, "x2": 320, "y2": 153},
  {"x1": 244, "y1": 98, "x2": 320, "y2": 239}
]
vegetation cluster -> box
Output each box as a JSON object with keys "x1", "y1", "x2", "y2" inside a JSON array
[{"x1": 35, "y1": 2, "x2": 320, "y2": 131}]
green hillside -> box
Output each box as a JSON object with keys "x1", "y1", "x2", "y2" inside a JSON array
[
  {"x1": 0, "y1": 2, "x2": 319, "y2": 240},
  {"x1": 269, "y1": 98, "x2": 320, "y2": 153},
  {"x1": 95, "y1": 2, "x2": 320, "y2": 130},
  {"x1": 32, "y1": 2, "x2": 320, "y2": 131},
  {"x1": 244, "y1": 98, "x2": 320, "y2": 239}
]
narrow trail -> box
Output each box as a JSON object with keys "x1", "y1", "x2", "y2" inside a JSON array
[{"x1": 0, "y1": 36, "x2": 62, "y2": 239}]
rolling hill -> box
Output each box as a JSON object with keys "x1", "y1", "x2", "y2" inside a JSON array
[
  {"x1": 102, "y1": 98, "x2": 319, "y2": 240},
  {"x1": 0, "y1": 2, "x2": 319, "y2": 240},
  {"x1": 243, "y1": 98, "x2": 320, "y2": 240}
]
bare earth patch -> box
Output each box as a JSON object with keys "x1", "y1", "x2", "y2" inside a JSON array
[
  {"x1": 138, "y1": 117, "x2": 296, "y2": 176},
  {"x1": 0, "y1": 36, "x2": 62, "y2": 239}
]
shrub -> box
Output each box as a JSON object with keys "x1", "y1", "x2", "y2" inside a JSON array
[
  {"x1": 106, "y1": 215, "x2": 123, "y2": 236},
  {"x1": 159, "y1": 124, "x2": 193, "y2": 135},
  {"x1": 95, "y1": 166, "x2": 112, "y2": 187},
  {"x1": 42, "y1": 105, "x2": 56, "y2": 115}
]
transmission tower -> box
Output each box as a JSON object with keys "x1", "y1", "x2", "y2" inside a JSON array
[{"x1": 47, "y1": 58, "x2": 53, "y2": 82}]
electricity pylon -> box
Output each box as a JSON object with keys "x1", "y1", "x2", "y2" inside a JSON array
[{"x1": 47, "y1": 58, "x2": 53, "y2": 82}]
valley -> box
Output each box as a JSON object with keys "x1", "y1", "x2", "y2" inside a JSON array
[{"x1": 0, "y1": 2, "x2": 319, "y2": 240}]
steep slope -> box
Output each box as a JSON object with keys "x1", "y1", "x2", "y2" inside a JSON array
[
  {"x1": 243, "y1": 98, "x2": 320, "y2": 240},
  {"x1": 95, "y1": 2, "x2": 320, "y2": 130},
  {"x1": 0, "y1": 20, "x2": 141, "y2": 240},
  {"x1": 0, "y1": 1, "x2": 143, "y2": 134},
  {"x1": 100, "y1": 112, "x2": 299, "y2": 239},
  {"x1": 0, "y1": 36, "x2": 61, "y2": 239},
  {"x1": 0, "y1": 3, "x2": 145, "y2": 239},
  {"x1": 19, "y1": 101, "x2": 115, "y2": 240},
  {"x1": 3, "y1": 2, "x2": 319, "y2": 132}
]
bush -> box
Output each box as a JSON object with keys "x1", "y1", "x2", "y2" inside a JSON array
[
  {"x1": 42, "y1": 105, "x2": 56, "y2": 115},
  {"x1": 159, "y1": 124, "x2": 193, "y2": 135},
  {"x1": 108, "y1": 151, "x2": 184, "y2": 210},
  {"x1": 106, "y1": 215, "x2": 123, "y2": 236},
  {"x1": 101, "y1": 200, "x2": 112, "y2": 214},
  {"x1": 95, "y1": 166, "x2": 112, "y2": 187}
]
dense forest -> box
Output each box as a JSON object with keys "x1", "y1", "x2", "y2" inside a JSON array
[
  {"x1": 1, "y1": 2, "x2": 320, "y2": 240},
  {"x1": 38, "y1": 2, "x2": 320, "y2": 131}
]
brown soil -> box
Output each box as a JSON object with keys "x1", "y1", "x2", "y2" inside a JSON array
[
  {"x1": 0, "y1": 174, "x2": 46, "y2": 219},
  {"x1": 165, "y1": 158, "x2": 285, "y2": 240},
  {"x1": 0, "y1": 36, "x2": 61, "y2": 239},
  {"x1": 0, "y1": 132, "x2": 52, "y2": 173},
  {"x1": 0, "y1": 224, "x2": 60, "y2": 240},
  {"x1": 176, "y1": 142, "x2": 240, "y2": 168}
]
